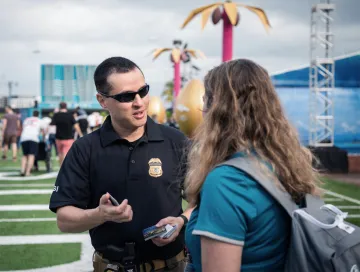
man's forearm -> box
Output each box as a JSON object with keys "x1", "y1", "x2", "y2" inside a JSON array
[{"x1": 57, "y1": 206, "x2": 104, "y2": 233}]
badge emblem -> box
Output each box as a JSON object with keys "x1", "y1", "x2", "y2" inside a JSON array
[{"x1": 148, "y1": 158, "x2": 163, "y2": 178}]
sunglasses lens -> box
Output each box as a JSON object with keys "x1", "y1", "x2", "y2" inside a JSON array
[
  {"x1": 117, "y1": 93, "x2": 136, "y2": 103},
  {"x1": 113, "y1": 84, "x2": 149, "y2": 103},
  {"x1": 139, "y1": 85, "x2": 150, "y2": 98}
]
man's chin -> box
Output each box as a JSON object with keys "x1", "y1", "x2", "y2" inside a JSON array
[{"x1": 132, "y1": 116, "x2": 147, "y2": 127}]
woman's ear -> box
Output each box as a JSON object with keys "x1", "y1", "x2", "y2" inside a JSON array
[{"x1": 96, "y1": 94, "x2": 107, "y2": 109}]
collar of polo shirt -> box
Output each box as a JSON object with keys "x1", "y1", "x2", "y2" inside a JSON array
[{"x1": 100, "y1": 116, "x2": 164, "y2": 147}]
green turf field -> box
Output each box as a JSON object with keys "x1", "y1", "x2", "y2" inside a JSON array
[
  {"x1": 0, "y1": 153, "x2": 359, "y2": 270},
  {"x1": 0, "y1": 194, "x2": 52, "y2": 205},
  {"x1": 0, "y1": 243, "x2": 81, "y2": 270}
]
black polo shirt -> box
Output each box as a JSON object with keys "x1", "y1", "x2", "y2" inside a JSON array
[{"x1": 49, "y1": 116, "x2": 188, "y2": 262}]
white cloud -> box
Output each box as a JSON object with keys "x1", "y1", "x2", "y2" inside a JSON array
[{"x1": 0, "y1": 0, "x2": 359, "y2": 102}]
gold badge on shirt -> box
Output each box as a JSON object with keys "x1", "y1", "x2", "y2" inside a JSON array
[{"x1": 148, "y1": 158, "x2": 163, "y2": 178}]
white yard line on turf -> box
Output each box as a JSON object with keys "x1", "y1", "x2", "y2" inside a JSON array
[
  {"x1": 336, "y1": 206, "x2": 360, "y2": 209},
  {"x1": 0, "y1": 189, "x2": 52, "y2": 195},
  {"x1": 0, "y1": 205, "x2": 49, "y2": 211},
  {"x1": 0, "y1": 234, "x2": 88, "y2": 245},
  {"x1": 323, "y1": 198, "x2": 343, "y2": 202},
  {"x1": 0, "y1": 218, "x2": 56, "y2": 222},
  {"x1": 325, "y1": 191, "x2": 360, "y2": 205},
  {"x1": 0, "y1": 184, "x2": 53, "y2": 187},
  {"x1": 0, "y1": 234, "x2": 93, "y2": 272},
  {"x1": 0, "y1": 172, "x2": 58, "y2": 181}
]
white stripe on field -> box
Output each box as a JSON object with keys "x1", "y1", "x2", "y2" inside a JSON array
[
  {"x1": 336, "y1": 206, "x2": 360, "y2": 209},
  {"x1": 325, "y1": 191, "x2": 360, "y2": 205},
  {"x1": 0, "y1": 184, "x2": 53, "y2": 187},
  {"x1": 0, "y1": 189, "x2": 52, "y2": 195},
  {"x1": 0, "y1": 171, "x2": 58, "y2": 181},
  {"x1": 0, "y1": 205, "x2": 49, "y2": 211},
  {"x1": 0, "y1": 217, "x2": 56, "y2": 222},
  {"x1": 324, "y1": 198, "x2": 343, "y2": 202},
  {"x1": 347, "y1": 215, "x2": 360, "y2": 218},
  {"x1": 0, "y1": 234, "x2": 88, "y2": 245}
]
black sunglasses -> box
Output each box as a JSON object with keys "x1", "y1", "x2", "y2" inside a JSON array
[{"x1": 98, "y1": 84, "x2": 150, "y2": 103}]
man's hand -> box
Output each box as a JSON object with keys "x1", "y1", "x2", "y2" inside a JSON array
[
  {"x1": 98, "y1": 193, "x2": 133, "y2": 224},
  {"x1": 152, "y1": 216, "x2": 184, "y2": 247}
]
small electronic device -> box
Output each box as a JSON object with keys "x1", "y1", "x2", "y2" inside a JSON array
[{"x1": 108, "y1": 194, "x2": 120, "y2": 206}]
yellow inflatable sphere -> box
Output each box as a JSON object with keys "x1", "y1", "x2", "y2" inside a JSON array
[
  {"x1": 174, "y1": 79, "x2": 205, "y2": 137},
  {"x1": 148, "y1": 96, "x2": 166, "y2": 124}
]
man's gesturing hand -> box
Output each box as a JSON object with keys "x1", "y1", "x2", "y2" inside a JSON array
[{"x1": 98, "y1": 193, "x2": 133, "y2": 223}]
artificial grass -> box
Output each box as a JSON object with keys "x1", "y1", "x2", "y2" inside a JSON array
[
  {"x1": 0, "y1": 221, "x2": 62, "y2": 236},
  {"x1": 0, "y1": 210, "x2": 55, "y2": 219},
  {"x1": 321, "y1": 178, "x2": 360, "y2": 199},
  {"x1": 0, "y1": 243, "x2": 81, "y2": 270},
  {"x1": 0, "y1": 186, "x2": 53, "y2": 190},
  {"x1": 0, "y1": 178, "x2": 56, "y2": 185},
  {"x1": 0, "y1": 194, "x2": 51, "y2": 205}
]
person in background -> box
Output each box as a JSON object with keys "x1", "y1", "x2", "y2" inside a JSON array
[
  {"x1": 14, "y1": 109, "x2": 22, "y2": 151},
  {"x1": 51, "y1": 102, "x2": 82, "y2": 166},
  {"x1": 184, "y1": 59, "x2": 320, "y2": 272},
  {"x1": 151, "y1": 114, "x2": 159, "y2": 123},
  {"x1": 2, "y1": 105, "x2": 20, "y2": 161},
  {"x1": 165, "y1": 114, "x2": 179, "y2": 130},
  {"x1": 87, "y1": 112, "x2": 97, "y2": 131},
  {"x1": 48, "y1": 109, "x2": 59, "y2": 159},
  {"x1": 19, "y1": 110, "x2": 43, "y2": 176},
  {"x1": 74, "y1": 106, "x2": 89, "y2": 139}
]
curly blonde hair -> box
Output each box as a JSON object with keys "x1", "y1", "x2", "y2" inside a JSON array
[{"x1": 185, "y1": 59, "x2": 320, "y2": 205}]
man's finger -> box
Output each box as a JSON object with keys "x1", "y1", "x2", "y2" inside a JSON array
[
  {"x1": 155, "y1": 217, "x2": 170, "y2": 227},
  {"x1": 123, "y1": 205, "x2": 132, "y2": 217},
  {"x1": 116, "y1": 199, "x2": 128, "y2": 213},
  {"x1": 100, "y1": 193, "x2": 110, "y2": 205}
]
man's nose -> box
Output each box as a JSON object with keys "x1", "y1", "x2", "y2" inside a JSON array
[{"x1": 133, "y1": 94, "x2": 144, "y2": 107}]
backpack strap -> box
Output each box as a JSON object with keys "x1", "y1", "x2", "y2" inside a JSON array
[{"x1": 218, "y1": 157, "x2": 299, "y2": 216}]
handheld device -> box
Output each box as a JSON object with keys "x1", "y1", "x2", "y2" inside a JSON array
[{"x1": 108, "y1": 194, "x2": 120, "y2": 206}]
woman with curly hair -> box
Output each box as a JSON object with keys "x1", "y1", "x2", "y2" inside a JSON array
[{"x1": 184, "y1": 59, "x2": 321, "y2": 272}]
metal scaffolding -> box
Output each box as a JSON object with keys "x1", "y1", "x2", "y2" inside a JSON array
[{"x1": 309, "y1": 1, "x2": 335, "y2": 147}]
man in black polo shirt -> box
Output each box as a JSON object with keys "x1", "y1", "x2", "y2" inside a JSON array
[
  {"x1": 49, "y1": 57, "x2": 193, "y2": 272},
  {"x1": 51, "y1": 102, "x2": 83, "y2": 166}
]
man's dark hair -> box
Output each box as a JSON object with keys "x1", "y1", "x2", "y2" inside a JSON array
[
  {"x1": 94, "y1": 57, "x2": 144, "y2": 94},
  {"x1": 33, "y1": 110, "x2": 39, "y2": 117},
  {"x1": 59, "y1": 102, "x2": 67, "y2": 109}
]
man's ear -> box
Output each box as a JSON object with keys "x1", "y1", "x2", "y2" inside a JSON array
[{"x1": 96, "y1": 94, "x2": 107, "y2": 109}]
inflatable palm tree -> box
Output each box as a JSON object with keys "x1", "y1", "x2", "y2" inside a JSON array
[
  {"x1": 151, "y1": 40, "x2": 205, "y2": 97},
  {"x1": 181, "y1": 1, "x2": 271, "y2": 62}
]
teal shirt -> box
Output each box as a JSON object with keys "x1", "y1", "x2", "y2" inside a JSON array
[{"x1": 185, "y1": 153, "x2": 290, "y2": 272}]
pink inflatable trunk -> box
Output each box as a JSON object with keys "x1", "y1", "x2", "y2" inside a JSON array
[
  {"x1": 174, "y1": 61, "x2": 181, "y2": 97},
  {"x1": 222, "y1": 12, "x2": 233, "y2": 62}
]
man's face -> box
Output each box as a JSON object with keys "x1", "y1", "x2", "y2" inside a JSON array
[{"x1": 97, "y1": 68, "x2": 149, "y2": 130}]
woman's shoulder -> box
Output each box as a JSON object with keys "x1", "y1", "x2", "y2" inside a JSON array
[{"x1": 204, "y1": 159, "x2": 280, "y2": 212}]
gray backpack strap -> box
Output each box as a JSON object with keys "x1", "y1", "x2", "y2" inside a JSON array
[{"x1": 218, "y1": 157, "x2": 299, "y2": 216}]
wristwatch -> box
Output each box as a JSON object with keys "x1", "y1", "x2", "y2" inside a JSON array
[{"x1": 179, "y1": 215, "x2": 188, "y2": 227}]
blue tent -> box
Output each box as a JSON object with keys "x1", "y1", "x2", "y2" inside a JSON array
[{"x1": 271, "y1": 51, "x2": 360, "y2": 154}]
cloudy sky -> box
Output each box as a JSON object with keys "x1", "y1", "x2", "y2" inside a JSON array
[{"x1": 0, "y1": 0, "x2": 359, "y2": 99}]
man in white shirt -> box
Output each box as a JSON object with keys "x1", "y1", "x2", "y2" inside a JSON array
[{"x1": 19, "y1": 110, "x2": 43, "y2": 176}]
